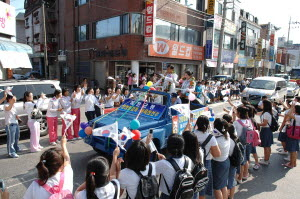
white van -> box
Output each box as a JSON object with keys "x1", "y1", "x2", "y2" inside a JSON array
[{"x1": 241, "y1": 76, "x2": 287, "y2": 105}]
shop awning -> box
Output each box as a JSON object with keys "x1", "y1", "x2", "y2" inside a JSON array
[
  {"x1": 0, "y1": 51, "x2": 32, "y2": 69},
  {"x1": 0, "y1": 40, "x2": 33, "y2": 54},
  {"x1": 0, "y1": 40, "x2": 33, "y2": 69}
]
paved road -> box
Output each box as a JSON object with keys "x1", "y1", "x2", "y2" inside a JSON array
[{"x1": 0, "y1": 103, "x2": 299, "y2": 199}]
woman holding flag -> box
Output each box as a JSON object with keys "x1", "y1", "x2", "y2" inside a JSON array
[{"x1": 23, "y1": 91, "x2": 46, "y2": 152}]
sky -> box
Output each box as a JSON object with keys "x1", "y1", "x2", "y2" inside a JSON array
[{"x1": 10, "y1": 0, "x2": 300, "y2": 44}]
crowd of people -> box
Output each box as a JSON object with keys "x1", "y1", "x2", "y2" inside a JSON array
[{"x1": 1, "y1": 64, "x2": 299, "y2": 199}]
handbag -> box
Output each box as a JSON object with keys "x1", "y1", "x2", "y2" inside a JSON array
[
  {"x1": 287, "y1": 119, "x2": 300, "y2": 140},
  {"x1": 31, "y1": 104, "x2": 43, "y2": 120}
]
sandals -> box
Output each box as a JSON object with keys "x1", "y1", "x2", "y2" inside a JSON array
[{"x1": 282, "y1": 163, "x2": 294, "y2": 168}]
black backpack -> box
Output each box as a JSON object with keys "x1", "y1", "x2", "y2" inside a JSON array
[
  {"x1": 134, "y1": 163, "x2": 159, "y2": 199},
  {"x1": 229, "y1": 140, "x2": 245, "y2": 167},
  {"x1": 163, "y1": 156, "x2": 194, "y2": 199},
  {"x1": 191, "y1": 162, "x2": 208, "y2": 193},
  {"x1": 268, "y1": 115, "x2": 279, "y2": 132},
  {"x1": 200, "y1": 134, "x2": 213, "y2": 160}
]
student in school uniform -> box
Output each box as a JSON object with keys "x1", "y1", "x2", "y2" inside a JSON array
[
  {"x1": 257, "y1": 100, "x2": 274, "y2": 166},
  {"x1": 105, "y1": 88, "x2": 115, "y2": 109},
  {"x1": 85, "y1": 88, "x2": 100, "y2": 121},
  {"x1": 71, "y1": 85, "x2": 84, "y2": 139},
  {"x1": 46, "y1": 89, "x2": 63, "y2": 146},
  {"x1": 60, "y1": 88, "x2": 74, "y2": 141},
  {"x1": 94, "y1": 87, "x2": 102, "y2": 117},
  {"x1": 5, "y1": 93, "x2": 21, "y2": 158},
  {"x1": 23, "y1": 91, "x2": 45, "y2": 152}
]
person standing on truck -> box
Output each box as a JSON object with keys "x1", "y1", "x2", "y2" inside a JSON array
[
  {"x1": 155, "y1": 65, "x2": 179, "y2": 94},
  {"x1": 85, "y1": 88, "x2": 100, "y2": 121},
  {"x1": 71, "y1": 85, "x2": 84, "y2": 139},
  {"x1": 46, "y1": 89, "x2": 63, "y2": 146},
  {"x1": 23, "y1": 91, "x2": 45, "y2": 152}
]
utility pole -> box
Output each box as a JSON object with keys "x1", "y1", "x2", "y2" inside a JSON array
[
  {"x1": 216, "y1": 0, "x2": 229, "y2": 75},
  {"x1": 284, "y1": 17, "x2": 291, "y2": 73},
  {"x1": 42, "y1": 1, "x2": 48, "y2": 79}
]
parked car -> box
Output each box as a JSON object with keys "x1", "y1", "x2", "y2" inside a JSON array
[
  {"x1": 84, "y1": 88, "x2": 210, "y2": 156},
  {"x1": 287, "y1": 81, "x2": 300, "y2": 97},
  {"x1": 241, "y1": 76, "x2": 287, "y2": 105},
  {"x1": 12, "y1": 74, "x2": 26, "y2": 80},
  {"x1": 213, "y1": 75, "x2": 233, "y2": 81},
  {"x1": 24, "y1": 71, "x2": 42, "y2": 79},
  {"x1": 0, "y1": 80, "x2": 61, "y2": 136}
]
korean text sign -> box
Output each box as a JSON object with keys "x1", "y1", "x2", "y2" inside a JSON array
[
  {"x1": 148, "y1": 38, "x2": 204, "y2": 61},
  {"x1": 144, "y1": 0, "x2": 157, "y2": 44},
  {"x1": 119, "y1": 99, "x2": 166, "y2": 120},
  {"x1": 0, "y1": 1, "x2": 16, "y2": 36}
]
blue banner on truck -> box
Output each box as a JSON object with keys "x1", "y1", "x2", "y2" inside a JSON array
[{"x1": 119, "y1": 99, "x2": 166, "y2": 120}]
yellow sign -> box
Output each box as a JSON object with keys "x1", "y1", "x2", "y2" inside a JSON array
[
  {"x1": 207, "y1": 0, "x2": 215, "y2": 15},
  {"x1": 247, "y1": 59, "x2": 255, "y2": 67},
  {"x1": 256, "y1": 38, "x2": 262, "y2": 61}
]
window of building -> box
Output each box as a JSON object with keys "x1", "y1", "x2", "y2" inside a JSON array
[
  {"x1": 246, "y1": 47, "x2": 255, "y2": 57},
  {"x1": 75, "y1": 0, "x2": 89, "y2": 7},
  {"x1": 218, "y1": 3, "x2": 223, "y2": 15},
  {"x1": 224, "y1": 34, "x2": 232, "y2": 49},
  {"x1": 75, "y1": 24, "x2": 89, "y2": 41},
  {"x1": 170, "y1": 24, "x2": 179, "y2": 41},
  {"x1": 247, "y1": 28, "x2": 255, "y2": 38},
  {"x1": 156, "y1": 19, "x2": 171, "y2": 40},
  {"x1": 26, "y1": 37, "x2": 30, "y2": 45},
  {"x1": 131, "y1": 13, "x2": 143, "y2": 34},
  {"x1": 96, "y1": 16, "x2": 120, "y2": 38},
  {"x1": 226, "y1": 10, "x2": 232, "y2": 21},
  {"x1": 232, "y1": 11, "x2": 235, "y2": 22},
  {"x1": 122, "y1": 14, "x2": 129, "y2": 34},
  {"x1": 25, "y1": 18, "x2": 29, "y2": 27},
  {"x1": 174, "y1": 0, "x2": 202, "y2": 11},
  {"x1": 33, "y1": 11, "x2": 39, "y2": 23},
  {"x1": 34, "y1": 33, "x2": 40, "y2": 43}
]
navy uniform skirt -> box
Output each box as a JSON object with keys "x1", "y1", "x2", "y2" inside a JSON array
[
  {"x1": 260, "y1": 127, "x2": 274, "y2": 147},
  {"x1": 278, "y1": 131, "x2": 288, "y2": 142},
  {"x1": 212, "y1": 158, "x2": 230, "y2": 190},
  {"x1": 286, "y1": 137, "x2": 300, "y2": 152},
  {"x1": 199, "y1": 159, "x2": 213, "y2": 196}
]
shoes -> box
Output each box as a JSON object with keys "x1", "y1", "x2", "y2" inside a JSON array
[
  {"x1": 56, "y1": 140, "x2": 60, "y2": 144},
  {"x1": 278, "y1": 149, "x2": 289, "y2": 155},
  {"x1": 259, "y1": 159, "x2": 270, "y2": 165},
  {"x1": 236, "y1": 179, "x2": 243, "y2": 184},
  {"x1": 17, "y1": 148, "x2": 26, "y2": 152},
  {"x1": 10, "y1": 153, "x2": 19, "y2": 158},
  {"x1": 50, "y1": 142, "x2": 57, "y2": 146},
  {"x1": 242, "y1": 175, "x2": 249, "y2": 181},
  {"x1": 67, "y1": 138, "x2": 76, "y2": 142},
  {"x1": 253, "y1": 164, "x2": 260, "y2": 170},
  {"x1": 75, "y1": 137, "x2": 82, "y2": 140},
  {"x1": 38, "y1": 146, "x2": 44, "y2": 149}
]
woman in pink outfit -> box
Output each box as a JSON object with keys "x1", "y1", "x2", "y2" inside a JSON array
[
  {"x1": 60, "y1": 88, "x2": 74, "y2": 141},
  {"x1": 23, "y1": 91, "x2": 46, "y2": 152},
  {"x1": 46, "y1": 89, "x2": 63, "y2": 146},
  {"x1": 71, "y1": 85, "x2": 84, "y2": 139}
]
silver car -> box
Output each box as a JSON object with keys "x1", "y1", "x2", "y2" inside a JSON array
[
  {"x1": 287, "y1": 82, "x2": 300, "y2": 97},
  {"x1": 0, "y1": 80, "x2": 61, "y2": 136}
]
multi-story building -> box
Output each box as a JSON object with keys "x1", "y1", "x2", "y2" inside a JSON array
[
  {"x1": 0, "y1": 0, "x2": 32, "y2": 79},
  {"x1": 24, "y1": 0, "x2": 59, "y2": 79},
  {"x1": 237, "y1": 9, "x2": 261, "y2": 79},
  {"x1": 63, "y1": 0, "x2": 206, "y2": 88},
  {"x1": 204, "y1": 0, "x2": 240, "y2": 78}
]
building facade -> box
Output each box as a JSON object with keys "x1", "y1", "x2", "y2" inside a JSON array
[
  {"x1": 63, "y1": 0, "x2": 206, "y2": 88},
  {"x1": 24, "y1": 0, "x2": 59, "y2": 79}
]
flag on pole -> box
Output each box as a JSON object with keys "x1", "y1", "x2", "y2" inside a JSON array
[
  {"x1": 93, "y1": 122, "x2": 119, "y2": 144},
  {"x1": 60, "y1": 113, "x2": 77, "y2": 135},
  {"x1": 118, "y1": 127, "x2": 135, "y2": 148},
  {"x1": 170, "y1": 104, "x2": 190, "y2": 118}
]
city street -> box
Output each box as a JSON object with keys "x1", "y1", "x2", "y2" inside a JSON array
[{"x1": 0, "y1": 103, "x2": 299, "y2": 199}]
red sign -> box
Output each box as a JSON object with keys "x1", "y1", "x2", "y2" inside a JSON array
[
  {"x1": 148, "y1": 38, "x2": 204, "y2": 61},
  {"x1": 144, "y1": 0, "x2": 156, "y2": 44},
  {"x1": 270, "y1": 33, "x2": 275, "y2": 46}
]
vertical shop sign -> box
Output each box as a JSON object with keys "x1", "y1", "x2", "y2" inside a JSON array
[
  {"x1": 207, "y1": 0, "x2": 215, "y2": 15},
  {"x1": 205, "y1": 28, "x2": 214, "y2": 59},
  {"x1": 240, "y1": 21, "x2": 247, "y2": 50},
  {"x1": 256, "y1": 38, "x2": 262, "y2": 61},
  {"x1": 144, "y1": 0, "x2": 157, "y2": 44}
]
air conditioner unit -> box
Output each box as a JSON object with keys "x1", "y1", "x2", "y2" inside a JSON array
[{"x1": 51, "y1": 38, "x2": 57, "y2": 42}]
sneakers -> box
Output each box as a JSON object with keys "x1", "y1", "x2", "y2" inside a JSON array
[
  {"x1": 278, "y1": 149, "x2": 289, "y2": 155},
  {"x1": 56, "y1": 140, "x2": 60, "y2": 144},
  {"x1": 259, "y1": 159, "x2": 270, "y2": 165},
  {"x1": 67, "y1": 138, "x2": 76, "y2": 142},
  {"x1": 50, "y1": 142, "x2": 57, "y2": 146},
  {"x1": 236, "y1": 179, "x2": 243, "y2": 184},
  {"x1": 10, "y1": 153, "x2": 19, "y2": 158},
  {"x1": 253, "y1": 164, "x2": 260, "y2": 170},
  {"x1": 38, "y1": 146, "x2": 44, "y2": 149}
]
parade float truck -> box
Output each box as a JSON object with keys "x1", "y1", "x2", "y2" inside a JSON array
[{"x1": 83, "y1": 88, "x2": 211, "y2": 157}]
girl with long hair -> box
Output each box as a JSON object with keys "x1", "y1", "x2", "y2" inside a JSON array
[
  {"x1": 71, "y1": 85, "x2": 84, "y2": 139},
  {"x1": 23, "y1": 91, "x2": 45, "y2": 152},
  {"x1": 60, "y1": 88, "x2": 73, "y2": 141}
]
